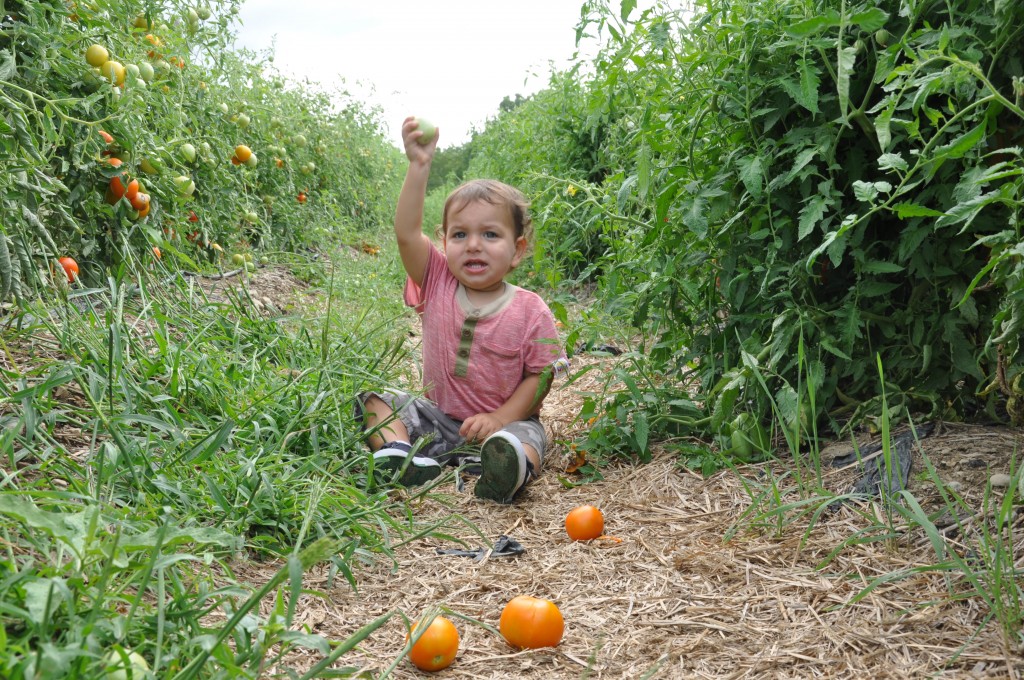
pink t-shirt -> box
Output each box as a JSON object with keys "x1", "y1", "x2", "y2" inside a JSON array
[{"x1": 404, "y1": 244, "x2": 567, "y2": 421}]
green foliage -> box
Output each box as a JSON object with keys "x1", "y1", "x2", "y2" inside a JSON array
[
  {"x1": 427, "y1": 142, "x2": 474, "y2": 192},
  {"x1": 471, "y1": 0, "x2": 1024, "y2": 462},
  {"x1": 0, "y1": 0, "x2": 402, "y2": 295},
  {"x1": 0, "y1": 247, "x2": 442, "y2": 675}
]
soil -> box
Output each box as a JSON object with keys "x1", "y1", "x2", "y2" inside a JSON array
[{"x1": 4, "y1": 262, "x2": 1024, "y2": 678}]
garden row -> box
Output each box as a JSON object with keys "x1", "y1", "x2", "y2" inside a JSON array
[{"x1": 0, "y1": 0, "x2": 402, "y2": 298}]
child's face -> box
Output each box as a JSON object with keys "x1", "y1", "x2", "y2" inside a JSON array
[{"x1": 443, "y1": 199, "x2": 527, "y2": 294}]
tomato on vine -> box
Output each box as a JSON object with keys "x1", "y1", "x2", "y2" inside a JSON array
[
  {"x1": 57, "y1": 257, "x2": 79, "y2": 282},
  {"x1": 233, "y1": 144, "x2": 252, "y2": 164},
  {"x1": 129, "y1": 192, "x2": 150, "y2": 213},
  {"x1": 124, "y1": 179, "x2": 140, "y2": 202},
  {"x1": 85, "y1": 44, "x2": 109, "y2": 68}
]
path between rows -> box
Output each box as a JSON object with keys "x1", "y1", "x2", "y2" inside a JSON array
[{"x1": 222, "y1": 261, "x2": 1023, "y2": 679}]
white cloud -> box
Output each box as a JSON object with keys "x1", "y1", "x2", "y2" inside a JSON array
[{"x1": 231, "y1": 1, "x2": 679, "y2": 148}]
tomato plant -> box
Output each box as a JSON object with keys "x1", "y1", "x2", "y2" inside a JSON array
[
  {"x1": 565, "y1": 505, "x2": 604, "y2": 541},
  {"x1": 406, "y1": 617, "x2": 459, "y2": 672},
  {"x1": 499, "y1": 596, "x2": 564, "y2": 649},
  {"x1": 0, "y1": 0, "x2": 403, "y2": 299}
]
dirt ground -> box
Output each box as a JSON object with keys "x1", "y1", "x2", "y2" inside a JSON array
[
  {"x1": 239, "y1": 261, "x2": 1024, "y2": 678},
  {"x1": 7, "y1": 263, "x2": 1024, "y2": 678},
  {"x1": 275, "y1": 365, "x2": 1023, "y2": 679}
]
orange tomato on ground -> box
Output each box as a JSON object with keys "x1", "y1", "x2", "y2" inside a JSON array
[
  {"x1": 499, "y1": 596, "x2": 564, "y2": 649},
  {"x1": 152, "y1": 246, "x2": 161, "y2": 259},
  {"x1": 406, "y1": 616, "x2": 459, "y2": 672},
  {"x1": 565, "y1": 505, "x2": 604, "y2": 541},
  {"x1": 58, "y1": 257, "x2": 79, "y2": 282}
]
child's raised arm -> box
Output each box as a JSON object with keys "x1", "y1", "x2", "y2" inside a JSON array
[{"x1": 394, "y1": 116, "x2": 438, "y2": 287}]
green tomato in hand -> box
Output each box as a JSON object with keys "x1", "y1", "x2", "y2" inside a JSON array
[{"x1": 414, "y1": 117, "x2": 437, "y2": 145}]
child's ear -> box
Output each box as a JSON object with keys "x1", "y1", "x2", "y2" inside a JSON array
[{"x1": 512, "y1": 236, "x2": 527, "y2": 266}]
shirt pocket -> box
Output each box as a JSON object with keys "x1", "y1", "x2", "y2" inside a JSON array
[{"x1": 451, "y1": 332, "x2": 519, "y2": 384}]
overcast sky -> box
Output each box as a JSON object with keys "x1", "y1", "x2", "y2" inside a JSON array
[{"x1": 230, "y1": 1, "x2": 683, "y2": 149}]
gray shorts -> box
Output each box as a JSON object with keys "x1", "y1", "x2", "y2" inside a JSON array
[{"x1": 355, "y1": 390, "x2": 547, "y2": 465}]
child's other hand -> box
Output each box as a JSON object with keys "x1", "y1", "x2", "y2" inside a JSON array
[
  {"x1": 460, "y1": 413, "x2": 503, "y2": 443},
  {"x1": 401, "y1": 116, "x2": 438, "y2": 164}
]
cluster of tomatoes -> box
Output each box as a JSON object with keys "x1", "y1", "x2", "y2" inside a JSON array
[
  {"x1": 405, "y1": 504, "x2": 605, "y2": 671},
  {"x1": 103, "y1": 154, "x2": 152, "y2": 219}
]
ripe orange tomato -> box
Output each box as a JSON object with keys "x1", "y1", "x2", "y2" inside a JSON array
[
  {"x1": 108, "y1": 176, "x2": 127, "y2": 203},
  {"x1": 124, "y1": 179, "x2": 140, "y2": 202},
  {"x1": 565, "y1": 505, "x2": 604, "y2": 541},
  {"x1": 130, "y1": 192, "x2": 150, "y2": 213},
  {"x1": 58, "y1": 257, "x2": 79, "y2": 282},
  {"x1": 104, "y1": 158, "x2": 126, "y2": 198},
  {"x1": 406, "y1": 616, "x2": 459, "y2": 672},
  {"x1": 233, "y1": 144, "x2": 252, "y2": 163},
  {"x1": 499, "y1": 596, "x2": 564, "y2": 649},
  {"x1": 188, "y1": 210, "x2": 199, "y2": 223},
  {"x1": 297, "y1": 192, "x2": 307, "y2": 204},
  {"x1": 99, "y1": 130, "x2": 114, "y2": 144}
]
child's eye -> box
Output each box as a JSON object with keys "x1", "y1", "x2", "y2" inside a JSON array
[
  {"x1": 484, "y1": 231, "x2": 499, "y2": 239},
  {"x1": 450, "y1": 231, "x2": 465, "y2": 239}
]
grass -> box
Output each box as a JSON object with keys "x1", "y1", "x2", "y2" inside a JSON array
[
  {"x1": 0, "y1": 239, "x2": 455, "y2": 677},
  {"x1": 725, "y1": 353, "x2": 1024, "y2": 655}
]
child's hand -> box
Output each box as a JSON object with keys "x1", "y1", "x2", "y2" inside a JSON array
[
  {"x1": 401, "y1": 116, "x2": 438, "y2": 164},
  {"x1": 460, "y1": 413, "x2": 503, "y2": 443}
]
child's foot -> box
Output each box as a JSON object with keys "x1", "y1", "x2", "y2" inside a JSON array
[
  {"x1": 474, "y1": 431, "x2": 532, "y2": 504},
  {"x1": 372, "y1": 446, "x2": 442, "y2": 486}
]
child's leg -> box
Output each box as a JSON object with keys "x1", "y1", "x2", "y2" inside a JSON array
[
  {"x1": 360, "y1": 395, "x2": 410, "y2": 451},
  {"x1": 474, "y1": 419, "x2": 546, "y2": 504},
  {"x1": 356, "y1": 391, "x2": 469, "y2": 487},
  {"x1": 521, "y1": 444, "x2": 541, "y2": 473}
]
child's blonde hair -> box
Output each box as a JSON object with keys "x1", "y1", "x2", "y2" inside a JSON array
[{"x1": 440, "y1": 179, "x2": 533, "y2": 243}]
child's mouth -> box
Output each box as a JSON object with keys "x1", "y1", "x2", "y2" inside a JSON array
[{"x1": 464, "y1": 260, "x2": 488, "y2": 273}]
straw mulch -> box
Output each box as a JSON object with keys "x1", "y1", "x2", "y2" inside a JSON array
[
  {"x1": 8, "y1": 268, "x2": 1023, "y2": 678},
  {"x1": 257, "y1": 355, "x2": 1024, "y2": 679}
]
